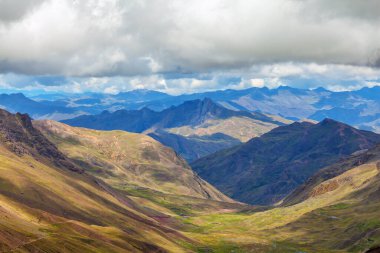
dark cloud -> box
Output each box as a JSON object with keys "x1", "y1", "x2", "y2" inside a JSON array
[{"x1": 0, "y1": 0, "x2": 46, "y2": 22}]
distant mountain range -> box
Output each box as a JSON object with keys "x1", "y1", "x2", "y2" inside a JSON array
[
  {"x1": 191, "y1": 119, "x2": 380, "y2": 205},
  {"x1": 1, "y1": 86, "x2": 380, "y2": 133},
  {"x1": 0, "y1": 93, "x2": 77, "y2": 120},
  {"x1": 62, "y1": 98, "x2": 288, "y2": 161}
]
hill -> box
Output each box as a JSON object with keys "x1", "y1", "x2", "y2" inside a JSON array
[
  {"x1": 191, "y1": 119, "x2": 380, "y2": 205},
  {"x1": 184, "y1": 143, "x2": 380, "y2": 252},
  {"x1": 0, "y1": 109, "x2": 241, "y2": 252},
  {"x1": 34, "y1": 119, "x2": 231, "y2": 202},
  {"x1": 0, "y1": 109, "x2": 193, "y2": 252}
]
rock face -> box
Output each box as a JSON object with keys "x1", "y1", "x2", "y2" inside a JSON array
[
  {"x1": 0, "y1": 109, "x2": 81, "y2": 172},
  {"x1": 191, "y1": 119, "x2": 380, "y2": 205}
]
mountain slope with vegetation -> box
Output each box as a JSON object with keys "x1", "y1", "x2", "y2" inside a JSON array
[
  {"x1": 2, "y1": 109, "x2": 380, "y2": 252},
  {"x1": 191, "y1": 119, "x2": 380, "y2": 205},
  {"x1": 34, "y1": 119, "x2": 231, "y2": 202},
  {"x1": 184, "y1": 144, "x2": 380, "y2": 252},
  {"x1": 0, "y1": 109, "x2": 196, "y2": 252}
]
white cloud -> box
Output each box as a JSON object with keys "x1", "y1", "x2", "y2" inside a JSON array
[
  {"x1": 1, "y1": 61, "x2": 380, "y2": 95},
  {"x1": 0, "y1": 0, "x2": 379, "y2": 78},
  {"x1": 249, "y1": 79, "x2": 265, "y2": 88},
  {"x1": 0, "y1": 1, "x2": 380, "y2": 94}
]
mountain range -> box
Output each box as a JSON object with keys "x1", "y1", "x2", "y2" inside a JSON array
[
  {"x1": 0, "y1": 108, "x2": 241, "y2": 252},
  {"x1": 62, "y1": 98, "x2": 289, "y2": 161},
  {"x1": 1, "y1": 107, "x2": 380, "y2": 252},
  {"x1": 0, "y1": 93, "x2": 77, "y2": 120},
  {"x1": 2, "y1": 86, "x2": 380, "y2": 133},
  {"x1": 191, "y1": 119, "x2": 380, "y2": 205}
]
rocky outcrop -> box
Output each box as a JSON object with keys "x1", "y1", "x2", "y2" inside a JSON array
[{"x1": 0, "y1": 109, "x2": 82, "y2": 173}]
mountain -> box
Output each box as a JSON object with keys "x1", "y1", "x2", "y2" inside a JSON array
[
  {"x1": 148, "y1": 131, "x2": 241, "y2": 161},
  {"x1": 0, "y1": 109, "x2": 81, "y2": 172},
  {"x1": 0, "y1": 93, "x2": 77, "y2": 120},
  {"x1": 275, "y1": 143, "x2": 380, "y2": 252},
  {"x1": 3, "y1": 108, "x2": 380, "y2": 252},
  {"x1": 113, "y1": 89, "x2": 171, "y2": 101},
  {"x1": 191, "y1": 119, "x2": 380, "y2": 205},
  {"x1": 187, "y1": 143, "x2": 380, "y2": 253},
  {"x1": 6, "y1": 86, "x2": 380, "y2": 132},
  {"x1": 283, "y1": 143, "x2": 380, "y2": 206},
  {"x1": 32, "y1": 89, "x2": 173, "y2": 116},
  {"x1": 0, "y1": 109, "x2": 191, "y2": 252},
  {"x1": 63, "y1": 98, "x2": 289, "y2": 161},
  {"x1": 63, "y1": 98, "x2": 284, "y2": 131},
  {"x1": 0, "y1": 109, "x2": 242, "y2": 252},
  {"x1": 34, "y1": 119, "x2": 231, "y2": 202}
]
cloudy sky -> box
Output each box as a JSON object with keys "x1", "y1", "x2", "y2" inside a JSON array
[{"x1": 0, "y1": 0, "x2": 380, "y2": 94}]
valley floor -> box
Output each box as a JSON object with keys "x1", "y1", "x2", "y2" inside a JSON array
[{"x1": 121, "y1": 161, "x2": 380, "y2": 253}]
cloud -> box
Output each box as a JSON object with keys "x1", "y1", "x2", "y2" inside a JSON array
[
  {"x1": 0, "y1": 0, "x2": 379, "y2": 78},
  {"x1": 1, "y1": 62, "x2": 380, "y2": 95},
  {"x1": 0, "y1": 0, "x2": 46, "y2": 23}
]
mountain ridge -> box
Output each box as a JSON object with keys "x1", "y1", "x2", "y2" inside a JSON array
[
  {"x1": 62, "y1": 98, "x2": 288, "y2": 161},
  {"x1": 191, "y1": 118, "x2": 380, "y2": 205},
  {"x1": 63, "y1": 98, "x2": 285, "y2": 131},
  {"x1": 34, "y1": 119, "x2": 233, "y2": 202},
  {"x1": 3, "y1": 86, "x2": 380, "y2": 133}
]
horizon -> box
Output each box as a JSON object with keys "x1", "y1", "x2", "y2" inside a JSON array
[{"x1": 1, "y1": 83, "x2": 379, "y2": 97}]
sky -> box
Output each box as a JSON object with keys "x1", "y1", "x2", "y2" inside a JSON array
[{"x1": 0, "y1": 0, "x2": 380, "y2": 95}]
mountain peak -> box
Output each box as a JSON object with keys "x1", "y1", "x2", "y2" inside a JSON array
[
  {"x1": 318, "y1": 118, "x2": 345, "y2": 127},
  {"x1": 0, "y1": 92, "x2": 28, "y2": 99},
  {"x1": 0, "y1": 109, "x2": 82, "y2": 172},
  {"x1": 313, "y1": 87, "x2": 329, "y2": 92}
]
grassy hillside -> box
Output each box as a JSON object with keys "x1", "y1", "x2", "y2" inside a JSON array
[
  {"x1": 0, "y1": 110, "x2": 196, "y2": 252},
  {"x1": 33, "y1": 120, "x2": 232, "y2": 202},
  {"x1": 181, "y1": 144, "x2": 380, "y2": 252}
]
